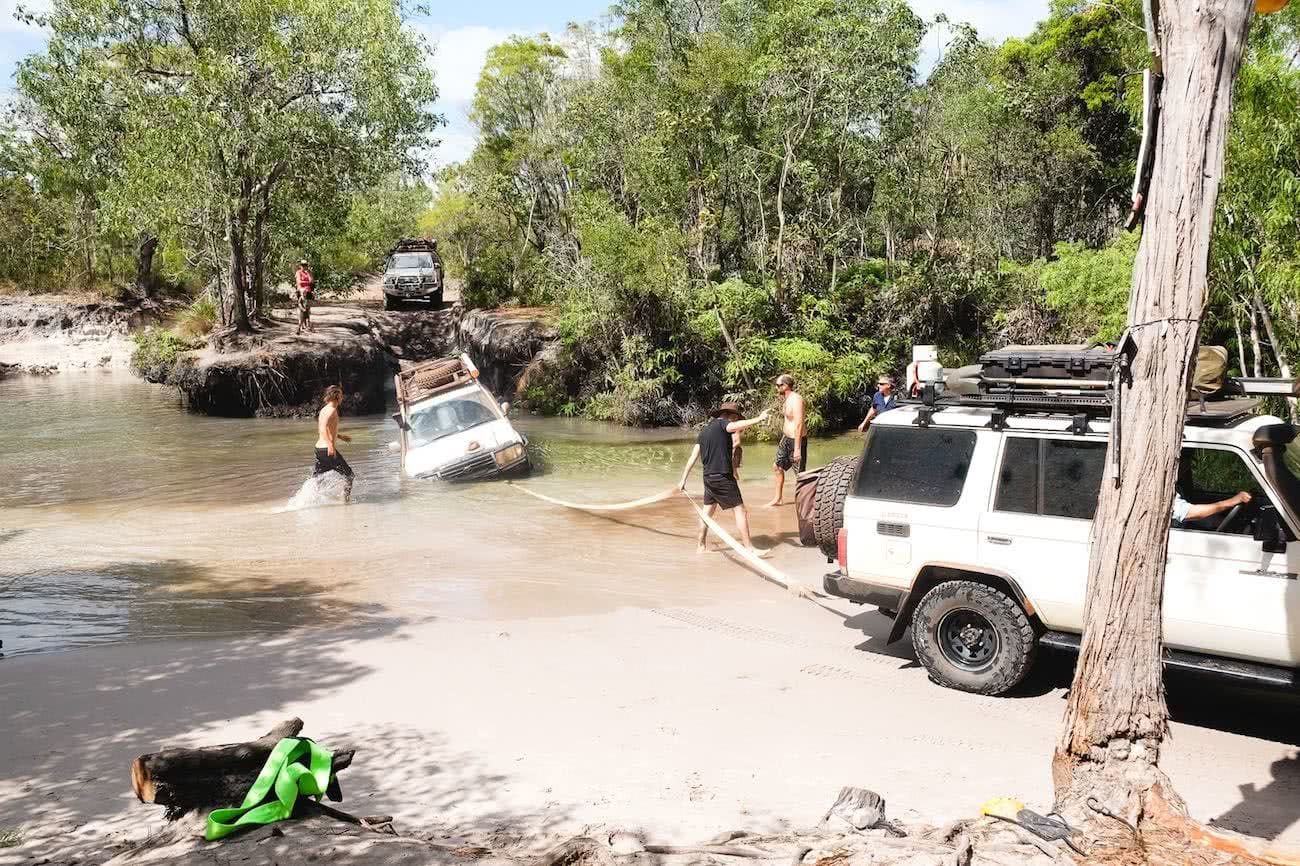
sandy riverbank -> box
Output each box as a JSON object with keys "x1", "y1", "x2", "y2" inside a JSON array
[
  {"x1": 0, "y1": 293, "x2": 166, "y2": 373},
  {"x1": 3, "y1": 580, "x2": 1298, "y2": 865}
]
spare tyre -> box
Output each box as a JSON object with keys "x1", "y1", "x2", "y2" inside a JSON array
[{"x1": 813, "y1": 455, "x2": 860, "y2": 559}]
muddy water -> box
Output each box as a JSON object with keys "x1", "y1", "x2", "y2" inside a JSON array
[{"x1": 0, "y1": 372, "x2": 863, "y2": 655}]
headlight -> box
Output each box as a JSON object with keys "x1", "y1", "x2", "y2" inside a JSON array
[
  {"x1": 383, "y1": 277, "x2": 395, "y2": 286},
  {"x1": 493, "y1": 443, "x2": 526, "y2": 467}
]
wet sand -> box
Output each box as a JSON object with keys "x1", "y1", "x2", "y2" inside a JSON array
[{"x1": 2, "y1": 373, "x2": 1299, "y2": 863}]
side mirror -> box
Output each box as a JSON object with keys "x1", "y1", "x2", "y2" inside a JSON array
[
  {"x1": 387, "y1": 441, "x2": 401, "y2": 453},
  {"x1": 500, "y1": 402, "x2": 511, "y2": 414},
  {"x1": 391, "y1": 411, "x2": 410, "y2": 431},
  {"x1": 1254, "y1": 507, "x2": 1287, "y2": 553}
]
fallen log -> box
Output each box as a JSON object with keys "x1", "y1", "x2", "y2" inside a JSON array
[{"x1": 131, "y1": 718, "x2": 355, "y2": 819}]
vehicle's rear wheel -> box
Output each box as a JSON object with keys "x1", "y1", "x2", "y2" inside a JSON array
[
  {"x1": 383, "y1": 293, "x2": 398, "y2": 311},
  {"x1": 910, "y1": 580, "x2": 1036, "y2": 696},
  {"x1": 812, "y1": 455, "x2": 859, "y2": 559}
]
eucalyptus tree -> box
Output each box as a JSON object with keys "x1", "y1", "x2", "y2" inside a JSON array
[{"x1": 18, "y1": 0, "x2": 438, "y2": 329}]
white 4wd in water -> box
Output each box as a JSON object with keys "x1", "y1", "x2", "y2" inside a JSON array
[
  {"x1": 823, "y1": 396, "x2": 1300, "y2": 695},
  {"x1": 392, "y1": 355, "x2": 529, "y2": 481}
]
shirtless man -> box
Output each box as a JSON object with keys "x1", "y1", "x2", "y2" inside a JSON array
[
  {"x1": 313, "y1": 384, "x2": 354, "y2": 502},
  {"x1": 765, "y1": 373, "x2": 805, "y2": 507}
]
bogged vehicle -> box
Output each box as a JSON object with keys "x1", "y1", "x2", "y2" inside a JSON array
[
  {"x1": 812, "y1": 343, "x2": 1300, "y2": 696},
  {"x1": 390, "y1": 354, "x2": 530, "y2": 481},
  {"x1": 382, "y1": 238, "x2": 444, "y2": 310}
]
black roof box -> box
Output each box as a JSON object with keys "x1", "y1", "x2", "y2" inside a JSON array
[{"x1": 978, "y1": 345, "x2": 1114, "y2": 383}]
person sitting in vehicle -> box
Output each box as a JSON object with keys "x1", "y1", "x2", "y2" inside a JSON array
[{"x1": 1172, "y1": 488, "x2": 1252, "y2": 528}]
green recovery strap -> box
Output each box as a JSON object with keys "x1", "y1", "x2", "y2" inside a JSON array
[{"x1": 204, "y1": 737, "x2": 334, "y2": 841}]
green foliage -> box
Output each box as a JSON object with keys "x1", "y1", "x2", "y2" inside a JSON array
[
  {"x1": 1039, "y1": 231, "x2": 1138, "y2": 344},
  {"x1": 173, "y1": 295, "x2": 219, "y2": 340},
  {"x1": 13, "y1": 0, "x2": 438, "y2": 320},
  {"x1": 129, "y1": 327, "x2": 199, "y2": 381}
]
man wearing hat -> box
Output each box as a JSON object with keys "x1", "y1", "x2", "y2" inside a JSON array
[
  {"x1": 678, "y1": 402, "x2": 771, "y2": 557},
  {"x1": 294, "y1": 259, "x2": 315, "y2": 334},
  {"x1": 765, "y1": 373, "x2": 806, "y2": 507}
]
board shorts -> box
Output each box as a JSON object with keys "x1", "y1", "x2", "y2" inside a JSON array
[
  {"x1": 774, "y1": 435, "x2": 808, "y2": 472},
  {"x1": 313, "y1": 448, "x2": 354, "y2": 479},
  {"x1": 702, "y1": 473, "x2": 743, "y2": 510}
]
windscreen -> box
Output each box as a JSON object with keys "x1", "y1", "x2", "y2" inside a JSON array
[
  {"x1": 406, "y1": 390, "x2": 498, "y2": 446},
  {"x1": 391, "y1": 253, "x2": 433, "y2": 270}
]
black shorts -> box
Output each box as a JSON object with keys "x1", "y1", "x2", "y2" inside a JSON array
[
  {"x1": 774, "y1": 436, "x2": 807, "y2": 472},
  {"x1": 313, "y1": 447, "x2": 354, "y2": 479},
  {"x1": 702, "y1": 474, "x2": 743, "y2": 510}
]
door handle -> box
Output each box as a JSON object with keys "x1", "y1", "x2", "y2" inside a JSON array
[
  {"x1": 987, "y1": 536, "x2": 1012, "y2": 546},
  {"x1": 1239, "y1": 569, "x2": 1298, "y2": 580}
]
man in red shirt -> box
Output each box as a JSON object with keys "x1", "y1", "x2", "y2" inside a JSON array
[{"x1": 294, "y1": 260, "x2": 314, "y2": 334}]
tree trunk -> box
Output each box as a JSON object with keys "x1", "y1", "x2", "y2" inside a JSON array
[
  {"x1": 131, "y1": 718, "x2": 354, "y2": 820},
  {"x1": 135, "y1": 233, "x2": 159, "y2": 297},
  {"x1": 1053, "y1": 0, "x2": 1254, "y2": 827},
  {"x1": 1250, "y1": 304, "x2": 1264, "y2": 377},
  {"x1": 250, "y1": 202, "x2": 270, "y2": 321},
  {"x1": 227, "y1": 213, "x2": 252, "y2": 333},
  {"x1": 1233, "y1": 303, "x2": 1248, "y2": 375},
  {"x1": 1255, "y1": 294, "x2": 1299, "y2": 422}
]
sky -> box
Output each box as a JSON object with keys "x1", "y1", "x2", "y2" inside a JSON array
[{"x1": 0, "y1": 0, "x2": 1051, "y2": 167}]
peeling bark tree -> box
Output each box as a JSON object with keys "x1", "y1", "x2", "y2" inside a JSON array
[{"x1": 1053, "y1": 0, "x2": 1255, "y2": 823}]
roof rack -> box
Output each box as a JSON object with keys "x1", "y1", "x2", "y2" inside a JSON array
[
  {"x1": 904, "y1": 343, "x2": 1295, "y2": 430},
  {"x1": 390, "y1": 237, "x2": 441, "y2": 257},
  {"x1": 395, "y1": 353, "x2": 480, "y2": 405},
  {"x1": 907, "y1": 388, "x2": 1264, "y2": 429}
]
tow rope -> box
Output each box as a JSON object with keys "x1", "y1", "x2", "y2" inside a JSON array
[
  {"x1": 205, "y1": 737, "x2": 334, "y2": 841},
  {"x1": 509, "y1": 482, "x2": 812, "y2": 598},
  {"x1": 680, "y1": 491, "x2": 812, "y2": 598},
  {"x1": 507, "y1": 482, "x2": 679, "y2": 511}
]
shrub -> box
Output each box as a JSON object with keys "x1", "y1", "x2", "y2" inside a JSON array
[
  {"x1": 130, "y1": 327, "x2": 199, "y2": 382},
  {"x1": 173, "y1": 295, "x2": 218, "y2": 339}
]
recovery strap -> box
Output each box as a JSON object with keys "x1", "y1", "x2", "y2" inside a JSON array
[
  {"x1": 509, "y1": 482, "x2": 812, "y2": 598},
  {"x1": 205, "y1": 737, "x2": 334, "y2": 841}
]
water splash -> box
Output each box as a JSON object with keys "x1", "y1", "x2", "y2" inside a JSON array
[{"x1": 279, "y1": 471, "x2": 353, "y2": 511}]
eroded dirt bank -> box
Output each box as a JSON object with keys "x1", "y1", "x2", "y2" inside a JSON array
[
  {"x1": 149, "y1": 304, "x2": 456, "y2": 417},
  {"x1": 0, "y1": 294, "x2": 169, "y2": 374}
]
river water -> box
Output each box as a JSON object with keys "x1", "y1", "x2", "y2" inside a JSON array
[{"x1": 0, "y1": 372, "x2": 862, "y2": 656}]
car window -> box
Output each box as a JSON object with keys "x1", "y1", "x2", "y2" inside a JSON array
[
  {"x1": 407, "y1": 394, "x2": 497, "y2": 445},
  {"x1": 854, "y1": 425, "x2": 976, "y2": 507},
  {"x1": 994, "y1": 438, "x2": 1038, "y2": 514},
  {"x1": 1042, "y1": 440, "x2": 1107, "y2": 519},
  {"x1": 391, "y1": 253, "x2": 433, "y2": 269},
  {"x1": 1176, "y1": 447, "x2": 1273, "y2": 536},
  {"x1": 994, "y1": 437, "x2": 1105, "y2": 520},
  {"x1": 1183, "y1": 447, "x2": 1265, "y2": 499}
]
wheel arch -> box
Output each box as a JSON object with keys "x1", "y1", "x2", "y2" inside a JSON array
[{"x1": 887, "y1": 562, "x2": 1042, "y2": 644}]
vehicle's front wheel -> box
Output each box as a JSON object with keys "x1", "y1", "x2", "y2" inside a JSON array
[
  {"x1": 383, "y1": 293, "x2": 398, "y2": 311},
  {"x1": 910, "y1": 580, "x2": 1036, "y2": 696}
]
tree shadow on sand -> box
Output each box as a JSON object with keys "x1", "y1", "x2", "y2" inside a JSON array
[{"x1": 0, "y1": 559, "x2": 572, "y2": 866}]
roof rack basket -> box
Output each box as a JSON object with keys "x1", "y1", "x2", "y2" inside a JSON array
[{"x1": 395, "y1": 353, "x2": 479, "y2": 405}]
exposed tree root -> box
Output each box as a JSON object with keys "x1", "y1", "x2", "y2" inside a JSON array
[{"x1": 1061, "y1": 782, "x2": 1300, "y2": 866}]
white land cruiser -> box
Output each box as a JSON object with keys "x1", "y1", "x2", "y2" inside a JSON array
[
  {"x1": 390, "y1": 354, "x2": 530, "y2": 481},
  {"x1": 819, "y1": 347, "x2": 1300, "y2": 696}
]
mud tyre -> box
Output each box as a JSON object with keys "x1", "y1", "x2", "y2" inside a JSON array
[
  {"x1": 812, "y1": 455, "x2": 859, "y2": 559},
  {"x1": 910, "y1": 580, "x2": 1036, "y2": 696},
  {"x1": 384, "y1": 293, "x2": 399, "y2": 311}
]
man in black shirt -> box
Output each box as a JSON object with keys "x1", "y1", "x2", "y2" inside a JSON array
[{"x1": 678, "y1": 402, "x2": 771, "y2": 557}]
